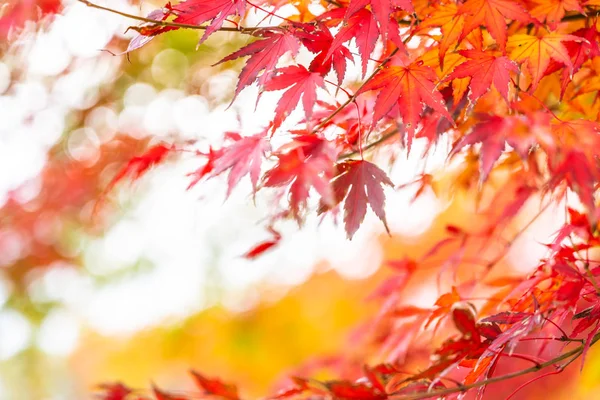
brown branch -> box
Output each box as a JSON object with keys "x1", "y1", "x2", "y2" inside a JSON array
[
  {"x1": 389, "y1": 331, "x2": 600, "y2": 400},
  {"x1": 562, "y1": 12, "x2": 596, "y2": 22},
  {"x1": 323, "y1": 0, "x2": 343, "y2": 7},
  {"x1": 77, "y1": 0, "x2": 269, "y2": 35}
]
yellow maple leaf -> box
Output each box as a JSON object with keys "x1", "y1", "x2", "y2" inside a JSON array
[
  {"x1": 507, "y1": 33, "x2": 583, "y2": 90},
  {"x1": 419, "y1": 3, "x2": 465, "y2": 68},
  {"x1": 459, "y1": 0, "x2": 532, "y2": 49},
  {"x1": 529, "y1": 0, "x2": 584, "y2": 29}
]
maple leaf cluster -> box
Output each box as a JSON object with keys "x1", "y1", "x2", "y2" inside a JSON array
[{"x1": 74, "y1": 0, "x2": 600, "y2": 398}]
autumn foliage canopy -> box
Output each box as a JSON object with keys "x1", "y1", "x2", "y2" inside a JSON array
[{"x1": 20, "y1": 0, "x2": 600, "y2": 398}]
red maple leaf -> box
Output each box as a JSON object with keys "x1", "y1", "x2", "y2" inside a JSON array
[
  {"x1": 573, "y1": 303, "x2": 600, "y2": 337},
  {"x1": 293, "y1": 22, "x2": 353, "y2": 83},
  {"x1": 449, "y1": 118, "x2": 505, "y2": 183},
  {"x1": 187, "y1": 146, "x2": 221, "y2": 189},
  {"x1": 459, "y1": 0, "x2": 531, "y2": 50},
  {"x1": 444, "y1": 50, "x2": 518, "y2": 103},
  {"x1": 359, "y1": 56, "x2": 452, "y2": 151},
  {"x1": 345, "y1": 0, "x2": 414, "y2": 42},
  {"x1": 545, "y1": 27, "x2": 600, "y2": 97},
  {"x1": 449, "y1": 114, "x2": 540, "y2": 182},
  {"x1": 322, "y1": 8, "x2": 381, "y2": 77},
  {"x1": 190, "y1": 371, "x2": 240, "y2": 400},
  {"x1": 171, "y1": 0, "x2": 246, "y2": 44},
  {"x1": 263, "y1": 135, "x2": 336, "y2": 219},
  {"x1": 152, "y1": 385, "x2": 187, "y2": 400},
  {"x1": 264, "y1": 65, "x2": 325, "y2": 131},
  {"x1": 242, "y1": 227, "x2": 281, "y2": 259},
  {"x1": 451, "y1": 302, "x2": 480, "y2": 341},
  {"x1": 215, "y1": 28, "x2": 301, "y2": 99},
  {"x1": 326, "y1": 160, "x2": 394, "y2": 239},
  {"x1": 103, "y1": 143, "x2": 173, "y2": 195},
  {"x1": 483, "y1": 310, "x2": 541, "y2": 357},
  {"x1": 267, "y1": 377, "x2": 311, "y2": 399},
  {"x1": 210, "y1": 132, "x2": 270, "y2": 196},
  {"x1": 326, "y1": 380, "x2": 387, "y2": 400},
  {"x1": 548, "y1": 151, "x2": 599, "y2": 218},
  {"x1": 127, "y1": 0, "x2": 245, "y2": 52},
  {"x1": 97, "y1": 382, "x2": 133, "y2": 400},
  {"x1": 550, "y1": 119, "x2": 600, "y2": 161},
  {"x1": 546, "y1": 120, "x2": 600, "y2": 220}
]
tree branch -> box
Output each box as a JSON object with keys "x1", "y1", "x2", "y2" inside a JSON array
[
  {"x1": 323, "y1": 0, "x2": 343, "y2": 7},
  {"x1": 314, "y1": 47, "x2": 401, "y2": 133},
  {"x1": 77, "y1": 0, "x2": 268, "y2": 35},
  {"x1": 483, "y1": 199, "x2": 553, "y2": 271},
  {"x1": 389, "y1": 332, "x2": 600, "y2": 400}
]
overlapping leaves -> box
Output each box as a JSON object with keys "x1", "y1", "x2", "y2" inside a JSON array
[{"x1": 93, "y1": 0, "x2": 600, "y2": 397}]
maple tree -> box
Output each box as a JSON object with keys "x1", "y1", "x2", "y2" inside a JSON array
[{"x1": 6, "y1": 0, "x2": 600, "y2": 398}]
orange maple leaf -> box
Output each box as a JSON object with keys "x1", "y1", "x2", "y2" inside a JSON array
[
  {"x1": 419, "y1": 4, "x2": 465, "y2": 67},
  {"x1": 359, "y1": 56, "x2": 453, "y2": 151},
  {"x1": 444, "y1": 50, "x2": 518, "y2": 102},
  {"x1": 529, "y1": 0, "x2": 584, "y2": 30},
  {"x1": 508, "y1": 33, "x2": 583, "y2": 90},
  {"x1": 459, "y1": 0, "x2": 531, "y2": 50}
]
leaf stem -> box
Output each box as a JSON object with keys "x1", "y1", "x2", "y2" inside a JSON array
[
  {"x1": 337, "y1": 129, "x2": 399, "y2": 160},
  {"x1": 314, "y1": 47, "x2": 400, "y2": 132},
  {"x1": 484, "y1": 199, "x2": 553, "y2": 271}
]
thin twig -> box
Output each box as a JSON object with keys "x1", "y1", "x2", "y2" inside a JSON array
[
  {"x1": 504, "y1": 368, "x2": 563, "y2": 400},
  {"x1": 484, "y1": 200, "x2": 553, "y2": 270},
  {"x1": 77, "y1": 0, "x2": 269, "y2": 35},
  {"x1": 246, "y1": 0, "x2": 297, "y2": 24},
  {"x1": 389, "y1": 332, "x2": 600, "y2": 400},
  {"x1": 314, "y1": 47, "x2": 400, "y2": 132}
]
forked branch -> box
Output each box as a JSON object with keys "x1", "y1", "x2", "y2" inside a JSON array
[{"x1": 390, "y1": 332, "x2": 599, "y2": 399}]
